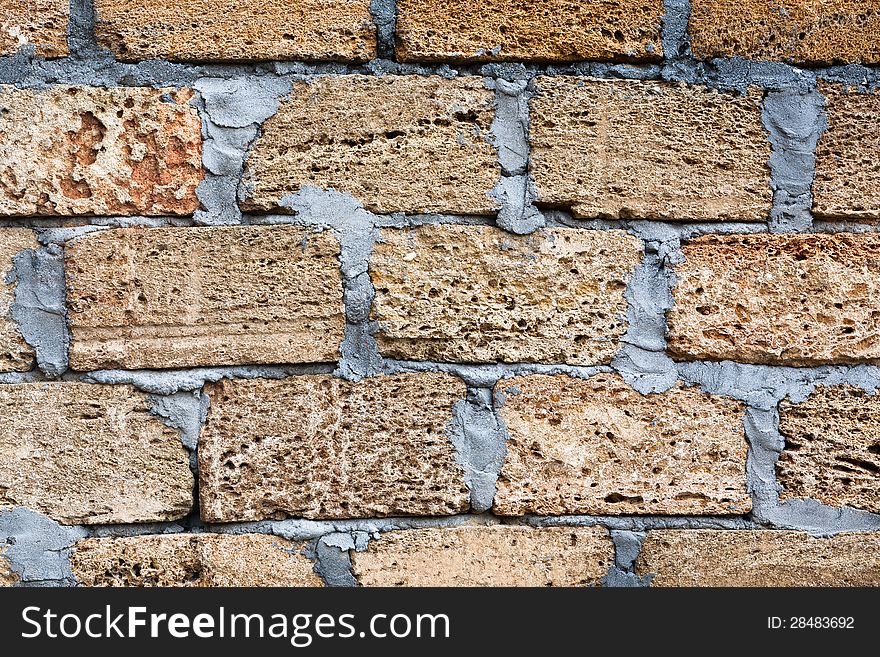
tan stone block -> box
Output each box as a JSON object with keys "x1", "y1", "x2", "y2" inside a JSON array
[
  {"x1": 352, "y1": 525, "x2": 613, "y2": 586},
  {"x1": 667, "y1": 233, "x2": 880, "y2": 365},
  {"x1": 636, "y1": 530, "x2": 880, "y2": 586},
  {"x1": 242, "y1": 75, "x2": 499, "y2": 215},
  {"x1": 0, "y1": 547, "x2": 17, "y2": 587},
  {"x1": 778, "y1": 385, "x2": 880, "y2": 513},
  {"x1": 813, "y1": 84, "x2": 880, "y2": 219},
  {"x1": 71, "y1": 534, "x2": 323, "y2": 587},
  {"x1": 371, "y1": 225, "x2": 642, "y2": 364},
  {"x1": 0, "y1": 86, "x2": 202, "y2": 217},
  {"x1": 0, "y1": 383, "x2": 192, "y2": 525},
  {"x1": 199, "y1": 373, "x2": 469, "y2": 522},
  {"x1": 690, "y1": 0, "x2": 880, "y2": 65},
  {"x1": 0, "y1": 0, "x2": 68, "y2": 57},
  {"x1": 530, "y1": 77, "x2": 771, "y2": 221},
  {"x1": 95, "y1": 0, "x2": 375, "y2": 62},
  {"x1": 0, "y1": 230, "x2": 36, "y2": 372},
  {"x1": 396, "y1": 0, "x2": 663, "y2": 63},
  {"x1": 493, "y1": 373, "x2": 750, "y2": 516},
  {"x1": 65, "y1": 225, "x2": 344, "y2": 370}
]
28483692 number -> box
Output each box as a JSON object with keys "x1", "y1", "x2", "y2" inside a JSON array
[{"x1": 768, "y1": 617, "x2": 855, "y2": 629}]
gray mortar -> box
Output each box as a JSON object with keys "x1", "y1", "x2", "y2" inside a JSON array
[
  {"x1": 486, "y1": 78, "x2": 543, "y2": 234},
  {"x1": 279, "y1": 187, "x2": 385, "y2": 380},
  {"x1": 762, "y1": 89, "x2": 827, "y2": 233},
  {"x1": 194, "y1": 76, "x2": 291, "y2": 225},
  {"x1": 602, "y1": 530, "x2": 651, "y2": 587},
  {"x1": 447, "y1": 388, "x2": 508, "y2": 512},
  {"x1": 148, "y1": 391, "x2": 208, "y2": 452},
  {"x1": 369, "y1": 0, "x2": 397, "y2": 61},
  {"x1": 79, "y1": 363, "x2": 334, "y2": 394},
  {"x1": 9, "y1": 247, "x2": 69, "y2": 377},
  {"x1": 0, "y1": 508, "x2": 87, "y2": 586},
  {"x1": 680, "y1": 361, "x2": 880, "y2": 534},
  {"x1": 612, "y1": 223, "x2": 681, "y2": 394},
  {"x1": 313, "y1": 533, "x2": 358, "y2": 587}
]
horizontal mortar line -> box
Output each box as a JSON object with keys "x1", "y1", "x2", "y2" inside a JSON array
[
  {"x1": 2, "y1": 216, "x2": 877, "y2": 236},
  {"x1": 3, "y1": 55, "x2": 880, "y2": 86},
  {"x1": 77, "y1": 513, "x2": 764, "y2": 540},
  {"x1": 6, "y1": 358, "x2": 880, "y2": 389}
]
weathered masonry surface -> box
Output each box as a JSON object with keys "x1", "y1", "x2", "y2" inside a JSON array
[{"x1": 1, "y1": 0, "x2": 879, "y2": 588}]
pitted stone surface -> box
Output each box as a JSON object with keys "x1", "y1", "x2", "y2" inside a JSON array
[
  {"x1": 814, "y1": 84, "x2": 880, "y2": 220},
  {"x1": 530, "y1": 78, "x2": 771, "y2": 221},
  {"x1": 493, "y1": 373, "x2": 750, "y2": 516},
  {"x1": 199, "y1": 373, "x2": 469, "y2": 522},
  {"x1": 95, "y1": 0, "x2": 376, "y2": 62},
  {"x1": 371, "y1": 225, "x2": 643, "y2": 364},
  {"x1": 779, "y1": 385, "x2": 880, "y2": 513},
  {"x1": 668, "y1": 233, "x2": 880, "y2": 365},
  {"x1": 66, "y1": 226, "x2": 344, "y2": 370},
  {"x1": 243, "y1": 76, "x2": 499, "y2": 215},
  {"x1": 395, "y1": 0, "x2": 663, "y2": 63},
  {"x1": 0, "y1": 383, "x2": 193, "y2": 525},
  {"x1": 72, "y1": 534, "x2": 323, "y2": 586},
  {"x1": 0, "y1": 86, "x2": 202, "y2": 217},
  {"x1": 637, "y1": 530, "x2": 880, "y2": 586},
  {"x1": 690, "y1": 0, "x2": 880, "y2": 65},
  {"x1": 0, "y1": 0, "x2": 68, "y2": 57},
  {"x1": 352, "y1": 525, "x2": 613, "y2": 586}
]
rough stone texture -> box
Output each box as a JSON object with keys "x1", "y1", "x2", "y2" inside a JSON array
[
  {"x1": 0, "y1": 547, "x2": 17, "y2": 587},
  {"x1": 0, "y1": 86, "x2": 202, "y2": 217},
  {"x1": 65, "y1": 226, "x2": 344, "y2": 370},
  {"x1": 778, "y1": 385, "x2": 880, "y2": 513},
  {"x1": 395, "y1": 0, "x2": 663, "y2": 63},
  {"x1": 689, "y1": 0, "x2": 880, "y2": 65},
  {"x1": 243, "y1": 76, "x2": 499, "y2": 215},
  {"x1": 371, "y1": 226, "x2": 642, "y2": 364},
  {"x1": 199, "y1": 373, "x2": 469, "y2": 522},
  {"x1": 95, "y1": 0, "x2": 375, "y2": 62},
  {"x1": 637, "y1": 530, "x2": 880, "y2": 586},
  {"x1": 814, "y1": 84, "x2": 880, "y2": 220},
  {"x1": 667, "y1": 233, "x2": 880, "y2": 365},
  {"x1": 530, "y1": 78, "x2": 771, "y2": 221},
  {"x1": 0, "y1": 383, "x2": 192, "y2": 525},
  {"x1": 352, "y1": 526, "x2": 613, "y2": 586},
  {"x1": 0, "y1": 229, "x2": 37, "y2": 372},
  {"x1": 493, "y1": 374, "x2": 750, "y2": 516},
  {"x1": 71, "y1": 534, "x2": 323, "y2": 587},
  {"x1": 0, "y1": 0, "x2": 69, "y2": 57}
]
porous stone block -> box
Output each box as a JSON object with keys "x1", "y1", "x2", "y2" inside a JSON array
[
  {"x1": 95, "y1": 0, "x2": 376, "y2": 62},
  {"x1": 198, "y1": 373, "x2": 469, "y2": 522},
  {"x1": 667, "y1": 233, "x2": 880, "y2": 365},
  {"x1": 65, "y1": 226, "x2": 345, "y2": 370},
  {"x1": 370, "y1": 225, "x2": 643, "y2": 364},
  {"x1": 530, "y1": 78, "x2": 770, "y2": 221},
  {"x1": 352, "y1": 525, "x2": 613, "y2": 586},
  {"x1": 71, "y1": 534, "x2": 323, "y2": 586},
  {"x1": 0, "y1": 383, "x2": 193, "y2": 525},
  {"x1": 0, "y1": 0, "x2": 68, "y2": 57},
  {"x1": 0, "y1": 86, "x2": 202, "y2": 216},
  {"x1": 395, "y1": 0, "x2": 663, "y2": 62},
  {"x1": 242, "y1": 75, "x2": 499, "y2": 215},
  {"x1": 636, "y1": 530, "x2": 880, "y2": 586},
  {"x1": 778, "y1": 385, "x2": 880, "y2": 513},
  {"x1": 493, "y1": 373, "x2": 750, "y2": 516},
  {"x1": 813, "y1": 84, "x2": 880, "y2": 219},
  {"x1": 690, "y1": 0, "x2": 880, "y2": 65}
]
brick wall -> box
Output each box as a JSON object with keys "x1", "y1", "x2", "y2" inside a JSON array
[{"x1": 0, "y1": 0, "x2": 878, "y2": 588}]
